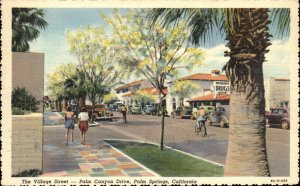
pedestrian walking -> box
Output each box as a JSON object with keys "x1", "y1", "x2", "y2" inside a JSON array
[
  {"x1": 78, "y1": 107, "x2": 89, "y2": 144},
  {"x1": 64, "y1": 106, "x2": 75, "y2": 145},
  {"x1": 120, "y1": 104, "x2": 127, "y2": 123}
]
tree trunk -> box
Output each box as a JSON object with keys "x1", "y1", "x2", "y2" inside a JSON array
[
  {"x1": 54, "y1": 100, "x2": 58, "y2": 111},
  {"x1": 58, "y1": 99, "x2": 62, "y2": 112},
  {"x1": 91, "y1": 100, "x2": 96, "y2": 122},
  {"x1": 159, "y1": 93, "x2": 165, "y2": 150},
  {"x1": 78, "y1": 94, "x2": 86, "y2": 109},
  {"x1": 63, "y1": 99, "x2": 68, "y2": 110},
  {"x1": 224, "y1": 8, "x2": 271, "y2": 176}
]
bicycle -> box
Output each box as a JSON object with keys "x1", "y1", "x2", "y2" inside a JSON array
[{"x1": 195, "y1": 116, "x2": 207, "y2": 137}]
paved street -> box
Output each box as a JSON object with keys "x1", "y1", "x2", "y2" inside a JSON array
[
  {"x1": 43, "y1": 111, "x2": 289, "y2": 177},
  {"x1": 105, "y1": 112, "x2": 289, "y2": 177}
]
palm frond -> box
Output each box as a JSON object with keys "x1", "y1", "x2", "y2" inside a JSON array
[
  {"x1": 147, "y1": 8, "x2": 225, "y2": 46},
  {"x1": 12, "y1": 8, "x2": 48, "y2": 52},
  {"x1": 270, "y1": 8, "x2": 290, "y2": 39}
]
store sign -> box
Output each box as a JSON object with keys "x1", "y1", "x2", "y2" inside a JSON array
[{"x1": 214, "y1": 81, "x2": 230, "y2": 94}]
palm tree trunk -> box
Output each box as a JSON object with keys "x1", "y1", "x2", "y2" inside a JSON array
[
  {"x1": 224, "y1": 8, "x2": 271, "y2": 176},
  {"x1": 63, "y1": 99, "x2": 68, "y2": 110},
  {"x1": 58, "y1": 99, "x2": 62, "y2": 112},
  {"x1": 54, "y1": 100, "x2": 58, "y2": 111},
  {"x1": 78, "y1": 94, "x2": 86, "y2": 109}
]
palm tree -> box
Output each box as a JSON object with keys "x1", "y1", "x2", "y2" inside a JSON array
[
  {"x1": 12, "y1": 8, "x2": 48, "y2": 52},
  {"x1": 148, "y1": 8, "x2": 289, "y2": 176},
  {"x1": 64, "y1": 69, "x2": 88, "y2": 111}
]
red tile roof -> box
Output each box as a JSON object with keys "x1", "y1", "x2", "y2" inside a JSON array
[
  {"x1": 179, "y1": 73, "x2": 228, "y2": 81},
  {"x1": 116, "y1": 79, "x2": 144, "y2": 90},
  {"x1": 152, "y1": 88, "x2": 168, "y2": 95},
  {"x1": 122, "y1": 92, "x2": 136, "y2": 97},
  {"x1": 140, "y1": 87, "x2": 155, "y2": 92},
  {"x1": 122, "y1": 88, "x2": 168, "y2": 97},
  {"x1": 190, "y1": 93, "x2": 230, "y2": 102}
]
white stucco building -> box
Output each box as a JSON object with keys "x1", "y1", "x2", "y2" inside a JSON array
[
  {"x1": 165, "y1": 71, "x2": 229, "y2": 114},
  {"x1": 115, "y1": 79, "x2": 162, "y2": 105},
  {"x1": 264, "y1": 77, "x2": 290, "y2": 111}
]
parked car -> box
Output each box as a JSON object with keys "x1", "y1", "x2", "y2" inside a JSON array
[
  {"x1": 148, "y1": 104, "x2": 168, "y2": 116},
  {"x1": 266, "y1": 108, "x2": 290, "y2": 129},
  {"x1": 108, "y1": 104, "x2": 118, "y2": 111},
  {"x1": 207, "y1": 106, "x2": 230, "y2": 128},
  {"x1": 131, "y1": 105, "x2": 142, "y2": 114},
  {"x1": 149, "y1": 104, "x2": 159, "y2": 115},
  {"x1": 191, "y1": 106, "x2": 215, "y2": 120},
  {"x1": 158, "y1": 109, "x2": 168, "y2": 116},
  {"x1": 171, "y1": 106, "x2": 193, "y2": 119},
  {"x1": 87, "y1": 104, "x2": 113, "y2": 121},
  {"x1": 143, "y1": 105, "x2": 154, "y2": 114},
  {"x1": 116, "y1": 103, "x2": 123, "y2": 112}
]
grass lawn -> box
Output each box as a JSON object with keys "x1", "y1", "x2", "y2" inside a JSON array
[{"x1": 106, "y1": 140, "x2": 223, "y2": 177}]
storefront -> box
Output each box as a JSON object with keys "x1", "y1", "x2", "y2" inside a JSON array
[{"x1": 188, "y1": 93, "x2": 230, "y2": 109}]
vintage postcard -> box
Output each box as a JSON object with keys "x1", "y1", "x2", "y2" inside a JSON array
[{"x1": 1, "y1": 0, "x2": 299, "y2": 185}]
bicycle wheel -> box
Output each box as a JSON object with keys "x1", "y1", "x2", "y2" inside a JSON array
[
  {"x1": 200, "y1": 124, "x2": 206, "y2": 137},
  {"x1": 195, "y1": 124, "x2": 200, "y2": 135}
]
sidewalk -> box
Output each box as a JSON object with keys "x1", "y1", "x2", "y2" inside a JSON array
[
  {"x1": 42, "y1": 111, "x2": 157, "y2": 177},
  {"x1": 43, "y1": 111, "x2": 64, "y2": 126},
  {"x1": 42, "y1": 141, "x2": 157, "y2": 177},
  {"x1": 41, "y1": 112, "x2": 158, "y2": 177}
]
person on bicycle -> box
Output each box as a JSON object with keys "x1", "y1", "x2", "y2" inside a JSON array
[
  {"x1": 197, "y1": 107, "x2": 207, "y2": 136},
  {"x1": 120, "y1": 104, "x2": 127, "y2": 123}
]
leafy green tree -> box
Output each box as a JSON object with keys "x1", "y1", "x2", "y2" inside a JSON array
[
  {"x1": 67, "y1": 26, "x2": 125, "y2": 107},
  {"x1": 170, "y1": 80, "x2": 201, "y2": 106},
  {"x1": 104, "y1": 9, "x2": 205, "y2": 150},
  {"x1": 103, "y1": 93, "x2": 119, "y2": 105},
  {"x1": 47, "y1": 63, "x2": 77, "y2": 111},
  {"x1": 12, "y1": 87, "x2": 40, "y2": 112},
  {"x1": 12, "y1": 8, "x2": 48, "y2": 52},
  {"x1": 132, "y1": 89, "x2": 157, "y2": 108},
  {"x1": 65, "y1": 69, "x2": 88, "y2": 110},
  {"x1": 148, "y1": 8, "x2": 290, "y2": 176}
]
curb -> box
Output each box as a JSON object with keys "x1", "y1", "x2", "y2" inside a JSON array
[
  {"x1": 102, "y1": 140, "x2": 161, "y2": 177},
  {"x1": 103, "y1": 138, "x2": 224, "y2": 168}
]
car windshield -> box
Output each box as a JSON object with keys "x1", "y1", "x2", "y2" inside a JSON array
[
  {"x1": 271, "y1": 109, "x2": 278, "y2": 114},
  {"x1": 183, "y1": 107, "x2": 192, "y2": 111}
]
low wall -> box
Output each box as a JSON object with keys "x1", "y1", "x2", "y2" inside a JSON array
[{"x1": 12, "y1": 113, "x2": 43, "y2": 175}]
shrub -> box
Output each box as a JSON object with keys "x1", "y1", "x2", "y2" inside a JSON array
[
  {"x1": 12, "y1": 169, "x2": 42, "y2": 177},
  {"x1": 12, "y1": 87, "x2": 40, "y2": 112},
  {"x1": 11, "y1": 107, "x2": 29, "y2": 115}
]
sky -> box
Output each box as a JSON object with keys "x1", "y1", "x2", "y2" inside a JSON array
[{"x1": 29, "y1": 8, "x2": 291, "y2": 93}]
